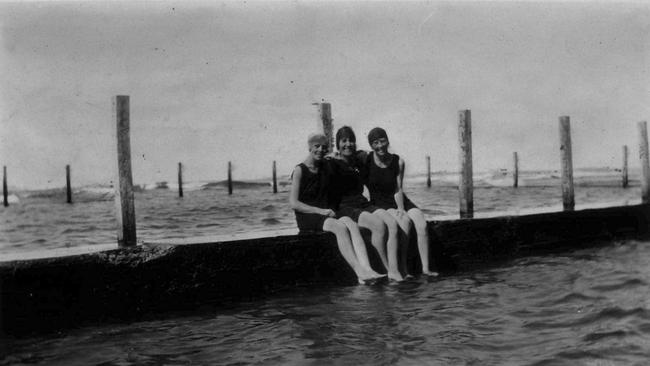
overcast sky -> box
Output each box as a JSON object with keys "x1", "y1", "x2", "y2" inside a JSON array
[{"x1": 1, "y1": 1, "x2": 648, "y2": 189}]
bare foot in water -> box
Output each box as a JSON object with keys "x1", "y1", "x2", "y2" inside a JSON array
[
  {"x1": 366, "y1": 269, "x2": 387, "y2": 280},
  {"x1": 358, "y1": 276, "x2": 385, "y2": 285},
  {"x1": 388, "y1": 271, "x2": 405, "y2": 282},
  {"x1": 423, "y1": 270, "x2": 439, "y2": 277},
  {"x1": 358, "y1": 270, "x2": 387, "y2": 285}
]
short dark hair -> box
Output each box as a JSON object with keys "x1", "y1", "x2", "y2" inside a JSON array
[
  {"x1": 335, "y1": 126, "x2": 356, "y2": 150},
  {"x1": 367, "y1": 127, "x2": 388, "y2": 146}
]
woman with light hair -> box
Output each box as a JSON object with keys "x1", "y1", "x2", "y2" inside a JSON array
[{"x1": 289, "y1": 133, "x2": 385, "y2": 284}]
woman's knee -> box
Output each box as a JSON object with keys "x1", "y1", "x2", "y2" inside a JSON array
[
  {"x1": 359, "y1": 212, "x2": 385, "y2": 235},
  {"x1": 380, "y1": 213, "x2": 399, "y2": 234},
  {"x1": 408, "y1": 209, "x2": 428, "y2": 232},
  {"x1": 338, "y1": 216, "x2": 354, "y2": 227},
  {"x1": 324, "y1": 218, "x2": 347, "y2": 236}
]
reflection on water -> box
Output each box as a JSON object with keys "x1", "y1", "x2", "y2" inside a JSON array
[{"x1": 2, "y1": 240, "x2": 650, "y2": 365}]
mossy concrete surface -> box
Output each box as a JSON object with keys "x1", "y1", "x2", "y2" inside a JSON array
[{"x1": 1, "y1": 204, "x2": 649, "y2": 336}]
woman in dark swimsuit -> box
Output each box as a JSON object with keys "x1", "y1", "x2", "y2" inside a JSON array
[
  {"x1": 330, "y1": 126, "x2": 407, "y2": 282},
  {"x1": 365, "y1": 127, "x2": 438, "y2": 276},
  {"x1": 289, "y1": 133, "x2": 384, "y2": 284}
]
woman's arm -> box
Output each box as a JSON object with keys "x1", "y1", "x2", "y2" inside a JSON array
[
  {"x1": 289, "y1": 166, "x2": 335, "y2": 216},
  {"x1": 394, "y1": 157, "x2": 406, "y2": 211}
]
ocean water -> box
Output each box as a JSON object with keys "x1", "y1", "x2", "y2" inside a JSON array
[
  {"x1": 1, "y1": 170, "x2": 649, "y2": 365},
  {"x1": 2, "y1": 240, "x2": 649, "y2": 365},
  {"x1": 0, "y1": 169, "x2": 642, "y2": 256}
]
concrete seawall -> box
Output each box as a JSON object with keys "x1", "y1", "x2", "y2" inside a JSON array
[{"x1": 1, "y1": 204, "x2": 649, "y2": 335}]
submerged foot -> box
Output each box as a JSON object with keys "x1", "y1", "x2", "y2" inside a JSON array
[
  {"x1": 373, "y1": 273, "x2": 388, "y2": 280},
  {"x1": 388, "y1": 271, "x2": 405, "y2": 282},
  {"x1": 358, "y1": 270, "x2": 388, "y2": 285},
  {"x1": 367, "y1": 269, "x2": 387, "y2": 280},
  {"x1": 422, "y1": 270, "x2": 439, "y2": 277},
  {"x1": 358, "y1": 276, "x2": 383, "y2": 285}
]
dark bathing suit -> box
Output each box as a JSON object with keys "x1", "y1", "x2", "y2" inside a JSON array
[
  {"x1": 293, "y1": 163, "x2": 331, "y2": 233},
  {"x1": 330, "y1": 155, "x2": 379, "y2": 222},
  {"x1": 364, "y1": 152, "x2": 417, "y2": 211}
]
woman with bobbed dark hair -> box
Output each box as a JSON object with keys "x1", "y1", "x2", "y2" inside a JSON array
[
  {"x1": 329, "y1": 126, "x2": 407, "y2": 282},
  {"x1": 365, "y1": 127, "x2": 438, "y2": 276}
]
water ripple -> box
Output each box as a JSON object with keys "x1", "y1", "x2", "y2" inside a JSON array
[{"x1": 590, "y1": 278, "x2": 647, "y2": 292}]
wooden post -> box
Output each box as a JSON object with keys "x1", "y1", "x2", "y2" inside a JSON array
[
  {"x1": 66, "y1": 164, "x2": 72, "y2": 204},
  {"x1": 639, "y1": 121, "x2": 650, "y2": 203},
  {"x1": 114, "y1": 95, "x2": 137, "y2": 247},
  {"x1": 272, "y1": 160, "x2": 278, "y2": 194},
  {"x1": 622, "y1": 145, "x2": 629, "y2": 188},
  {"x1": 513, "y1": 152, "x2": 519, "y2": 188},
  {"x1": 228, "y1": 161, "x2": 233, "y2": 195},
  {"x1": 458, "y1": 110, "x2": 473, "y2": 218},
  {"x1": 559, "y1": 116, "x2": 575, "y2": 211},
  {"x1": 316, "y1": 102, "x2": 333, "y2": 153},
  {"x1": 3, "y1": 166, "x2": 7, "y2": 207},
  {"x1": 178, "y1": 162, "x2": 183, "y2": 197},
  {"x1": 426, "y1": 155, "x2": 431, "y2": 188}
]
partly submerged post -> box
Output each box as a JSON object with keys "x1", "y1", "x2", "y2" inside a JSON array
[
  {"x1": 513, "y1": 152, "x2": 519, "y2": 188},
  {"x1": 559, "y1": 116, "x2": 575, "y2": 211},
  {"x1": 458, "y1": 109, "x2": 473, "y2": 218},
  {"x1": 639, "y1": 121, "x2": 650, "y2": 203},
  {"x1": 622, "y1": 145, "x2": 629, "y2": 188},
  {"x1": 316, "y1": 102, "x2": 333, "y2": 153},
  {"x1": 228, "y1": 161, "x2": 233, "y2": 195},
  {"x1": 3, "y1": 166, "x2": 7, "y2": 207},
  {"x1": 114, "y1": 95, "x2": 137, "y2": 247},
  {"x1": 178, "y1": 162, "x2": 183, "y2": 198},
  {"x1": 426, "y1": 155, "x2": 431, "y2": 188},
  {"x1": 272, "y1": 160, "x2": 278, "y2": 194},
  {"x1": 66, "y1": 165, "x2": 72, "y2": 204}
]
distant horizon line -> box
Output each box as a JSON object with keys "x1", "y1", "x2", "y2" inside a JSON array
[{"x1": 4, "y1": 166, "x2": 640, "y2": 192}]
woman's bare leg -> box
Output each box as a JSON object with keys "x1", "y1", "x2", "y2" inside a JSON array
[
  {"x1": 373, "y1": 209, "x2": 404, "y2": 282},
  {"x1": 358, "y1": 211, "x2": 389, "y2": 272},
  {"x1": 387, "y1": 208, "x2": 413, "y2": 276},
  {"x1": 322, "y1": 218, "x2": 376, "y2": 283},
  {"x1": 339, "y1": 216, "x2": 383, "y2": 278},
  {"x1": 407, "y1": 208, "x2": 438, "y2": 276}
]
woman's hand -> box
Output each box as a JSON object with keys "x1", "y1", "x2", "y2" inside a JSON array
[{"x1": 321, "y1": 208, "x2": 336, "y2": 217}]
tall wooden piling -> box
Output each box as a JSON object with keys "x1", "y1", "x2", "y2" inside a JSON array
[
  {"x1": 316, "y1": 102, "x2": 333, "y2": 152},
  {"x1": 458, "y1": 110, "x2": 473, "y2": 219},
  {"x1": 228, "y1": 161, "x2": 233, "y2": 195},
  {"x1": 426, "y1": 156, "x2": 431, "y2": 188},
  {"x1": 513, "y1": 152, "x2": 519, "y2": 188},
  {"x1": 622, "y1": 145, "x2": 629, "y2": 188},
  {"x1": 272, "y1": 161, "x2": 278, "y2": 194},
  {"x1": 114, "y1": 95, "x2": 137, "y2": 247},
  {"x1": 639, "y1": 121, "x2": 650, "y2": 203},
  {"x1": 3, "y1": 166, "x2": 7, "y2": 207},
  {"x1": 559, "y1": 116, "x2": 575, "y2": 211},
  {"x1": 178, "y1": 162, "x2": 183, "y2": 198},
  {"x1": 66, "y1": 165, "x2": 72, "y2": 204}
]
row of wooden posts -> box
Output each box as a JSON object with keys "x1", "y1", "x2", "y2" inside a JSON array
[
  {"x1": 3, "y1": 164, "x2": 72, "y2": 206},
  {"x1": 1, "y1": 144, "x2": 634, "y2": 207},
  {"x1": 3, "y1": 96, "x2": 650, "y2": 248},
  {"x1": 2, "y1": 116, "x2": 629, "y2": 207}
]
